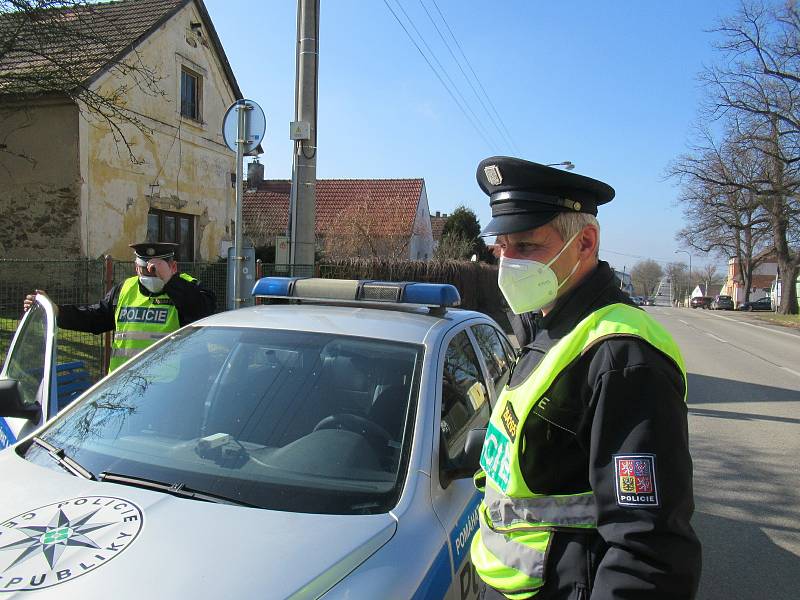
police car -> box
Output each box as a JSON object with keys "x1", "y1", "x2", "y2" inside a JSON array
[{"x1": 0, "y1": 277, "x2": 517, "y2": 598}]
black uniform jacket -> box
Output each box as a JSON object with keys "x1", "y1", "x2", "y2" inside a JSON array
[
  {"x1": 58, "y1": 274, "x2": 216, "y2": 334},
  {"x1": 486, "y1": 261, "x2": 701, "y2": 600}
]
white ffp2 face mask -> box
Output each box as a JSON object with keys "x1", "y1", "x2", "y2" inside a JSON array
[
  {"x1": 498, "y1": 231, "x2": 582, "y2": 314},
  {"x1": 139, "y1": 276, "x2": 165, "y2": 294}
]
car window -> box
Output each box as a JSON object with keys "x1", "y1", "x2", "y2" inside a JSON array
[
  {"x1": 23, "y1": 326, "x2": 422, "y2": 516},
  {"x1": 4, "y1": 302, "x2": 48, "y2": 408},
  {"x1": 471, "y1": 324, "x2": 513, "y2": 399},
  {"x1": 440, "y1": 330, "x2": 490, "y2": 460}
]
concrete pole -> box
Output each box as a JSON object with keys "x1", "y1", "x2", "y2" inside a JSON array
[{"x1": 289, "y1": 0, "x2": 319, "y2": 270}]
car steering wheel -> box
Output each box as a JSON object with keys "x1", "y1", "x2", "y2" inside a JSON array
[{"x1": 313, "y1": 413, "x2": 392, "y2": 447}]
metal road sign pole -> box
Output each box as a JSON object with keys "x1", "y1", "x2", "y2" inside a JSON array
[
  {"x1": 222, "y1": 98, "x2": 265, "y2": 309},
  {"x1": 233, "y1": 103, "x2": 248, "y2": 309}
]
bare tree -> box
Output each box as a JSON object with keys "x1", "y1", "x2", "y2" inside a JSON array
[
  {"x1": 665, "y1": 261, "x2": 690, "y2": 305},
  {"x1": 669, "y1": 134, "x2": 772, "y2": 304},
  {"x1": 323, "y1": 195, "x2": 427, "y2": 260},
  {"x1": 0, "y1": 0, "x2": 167, "y2": 163},
  {"x1": 691, "y1": 1, "x2": 800, "y2": 313},
  {"x1": 631, "y1": 259, "x2": 663, "y2": 298},
  {"x1": 433, "y1": 231, "x2": 474, "y2": 261},
  {"x1": 699, "y1": 263, "x2": 721, "y2": 294}
]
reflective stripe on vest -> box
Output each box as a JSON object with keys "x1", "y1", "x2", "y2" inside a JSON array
[
  {"x1": 485, "y1": 486, "x2": 596, "y2": 529},
  {"x1": 109, "y1": 274, "x2": 195, "y2": 372},
  {"x1": 471, "y1": 303, "x2": 687, "y2": 598}
]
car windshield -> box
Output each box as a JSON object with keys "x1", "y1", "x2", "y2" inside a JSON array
[{"x1": 21, "y1": 326, "x2": 422, "y2": 515}]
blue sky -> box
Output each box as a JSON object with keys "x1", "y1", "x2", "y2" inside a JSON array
[{"x1": 204, "y1": 0, "x2": 737, "y2": 273}]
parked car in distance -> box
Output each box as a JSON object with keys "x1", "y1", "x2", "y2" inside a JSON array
[
  {"x1": 630, "y1": 295, "x2": 644, "y2": 306},
  {"x1": 690, "y1": 296, "x2": 713, "y2": 309},
  {"x1": 711, "y1": 295, "x2": 734, "y2": 310},
  {"x1": 738, "y1": 297, "x2": 773, "y2": 311},
  {"x1": 644, "y1": 297, "x2": 656, "y2": 306}
]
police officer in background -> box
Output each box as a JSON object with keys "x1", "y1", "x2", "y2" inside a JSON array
[
  {"x1": 470, "y1": 158, "x2": 701, "y2": 599},
  {"x1": 24, "y1": 242, "x2": 215, "y2": 372}
]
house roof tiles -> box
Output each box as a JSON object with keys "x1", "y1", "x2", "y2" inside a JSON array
[
  {"x1": 243, "y1": 178, "x2": 425, "y2": 240},
  {"x1": 0, "y1": 0, "x2": 241, "y2": 98}
]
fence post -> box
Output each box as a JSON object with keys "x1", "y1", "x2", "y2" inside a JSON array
[{"x1": 102, "y1": 255, "x2": 113, "y2": 374}]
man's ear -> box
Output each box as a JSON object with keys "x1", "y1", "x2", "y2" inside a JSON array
[
  {"x1": 578, "y1": 225, "x2": 599, "y2": 260},
  {"x1": 170, "y1": 261, "x2": 179, "y2": 274}
]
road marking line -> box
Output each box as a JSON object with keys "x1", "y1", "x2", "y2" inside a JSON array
[
  {"x1": 780, "y1": 366, "x2": 800, "y2": 379},
  {"x1": 704, "y1": 332, "x2": 727, "y2": 343},
  {"x1": 703, "y1": 311, "x2": 800, "y2": 340},
  {"x1": 679, "y1": 320, "x2": 690, "y2": 326}
]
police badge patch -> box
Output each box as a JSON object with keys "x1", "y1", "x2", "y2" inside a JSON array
[{"x1": 613, "y1": 454, "x2": 659, "y2": 507}]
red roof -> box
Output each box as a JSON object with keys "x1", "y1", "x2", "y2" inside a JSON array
[
  {"x1": 430, "y1": 215, "x2": 448, "y2": 242},
  {"x1": 243, "y1": 179, "x2": 424, "y2": 242}
]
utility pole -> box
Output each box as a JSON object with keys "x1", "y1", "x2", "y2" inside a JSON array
[{"x1": 289, "y1": 0, "x2": 320, "y2": 271}]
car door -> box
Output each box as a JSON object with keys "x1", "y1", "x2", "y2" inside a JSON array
[
  {"x1": 0, "y1": 295, "x2": 58, "y2": 449},
  {"x1": 431, "y1": 326, "x2": 492, "y2": 600}
]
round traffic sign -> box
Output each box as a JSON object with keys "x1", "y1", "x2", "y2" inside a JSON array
[{"x1": 222, "y1": 99, "x2": 266, "y2": 154}]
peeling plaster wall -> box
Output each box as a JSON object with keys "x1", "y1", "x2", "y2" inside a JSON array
[
  {"x1": 0, "y1": 101, "x2": 81, "y2": 258},
  {"x1": 81, "y1": 1, "x2": 237, "y2": 260}
]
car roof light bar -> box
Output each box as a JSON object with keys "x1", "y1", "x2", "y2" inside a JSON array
[{"x1": 251, "y1": 277, "x2": 461, "y2": 308}]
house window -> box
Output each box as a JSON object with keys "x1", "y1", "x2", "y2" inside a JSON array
[
  {"x1": 180, "y1": 68, "x2": 201, "y2": 120},
  {"x1": 147, "y1": 209, "x2": 195, "y2": 261}
]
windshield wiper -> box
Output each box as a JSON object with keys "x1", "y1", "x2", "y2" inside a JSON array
[
  {"x1": 97, "y1": 472, "x2": 257, "y2": 508},
  {"x1": 32, "y1": 437, "x2": 96, "y2": 480}
]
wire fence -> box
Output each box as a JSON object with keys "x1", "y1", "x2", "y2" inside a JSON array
[{"x1": 1, "y1": 258, "x2": 504, "y2": 383}]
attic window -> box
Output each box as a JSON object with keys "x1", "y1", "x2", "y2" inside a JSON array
[{"x1": 180, "y1": 67, "x2": 201, "y2": 121}]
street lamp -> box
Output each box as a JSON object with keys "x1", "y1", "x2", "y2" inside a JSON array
[
  {"x1": 674, "y1": 249, "x2": 692, "y2": 305},
  {"x1": 546, "y1": 161, "x2": 575, "y2": 170}
]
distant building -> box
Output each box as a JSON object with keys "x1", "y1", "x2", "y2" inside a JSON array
[
  {"x1": 721, "y1": 248, "x2": 778, "y2": 306},
  {"x1": 430, "y1": 211, "x2": 449, "y2": 248},
  {"x1": 243, "y1": 178, "x2": 434, "y2": 261},
  {"x1": 611, "y1": 267, "x2": 634, "y2": 295}
]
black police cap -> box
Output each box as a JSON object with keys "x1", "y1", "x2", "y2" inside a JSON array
[
  {"x1": 477, "y1": 156, "x2": 615, "y2": 237},
  {"x1": 129, "y1": 242, "x2": 178, "y2": 263}
]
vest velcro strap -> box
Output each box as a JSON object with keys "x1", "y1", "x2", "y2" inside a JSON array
[
  {"x1": 113, "y1": 331, "x2": 168, "y2": 341},
  {"x1": 479, "y1": 516, "x2": 546, "y2": 581},
  {"x1": 474, "y1": 470, "x2": 487, "y2": 492},
  {"x1": 486, "y1": 486, "x2": 597, "y2": 528}
]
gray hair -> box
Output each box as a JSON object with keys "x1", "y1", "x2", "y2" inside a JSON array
[{"x1": 550, "y1": 212, "x2": 600, "y2": 258}]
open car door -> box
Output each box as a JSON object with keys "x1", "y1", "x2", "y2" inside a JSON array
[{"x1": 0, "y1": 294, "x2": 58, "y2": 449}]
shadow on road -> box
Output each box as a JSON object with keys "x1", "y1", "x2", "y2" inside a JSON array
[
  {"x1": 687, "y1": 373, "x2": 800, "y2": 405},
  {"x1": 694, "y1": 511, "x2": 800, "y2": 600}
]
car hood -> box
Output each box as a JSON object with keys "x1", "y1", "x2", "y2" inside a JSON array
[{"x1": 0, "y1": 450, "x2": 397, "y2": 599}]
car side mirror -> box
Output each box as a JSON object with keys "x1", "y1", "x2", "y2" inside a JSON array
[
  {"x1": 0, "y1": 379, "x2": 41, "y2": 421},
  {"x1": 440, "y1": 427, "x2": 486, "y2": 488}
]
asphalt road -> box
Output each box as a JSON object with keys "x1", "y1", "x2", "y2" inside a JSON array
[{"x1": 644, "y1": 305, "x2": 800, "y2": 600}]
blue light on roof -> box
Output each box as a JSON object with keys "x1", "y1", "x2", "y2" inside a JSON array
[
  {"x1": 251, "y1": 277, "x2": 300, "y2": 297},
  {"x1": 251, "y1": 277, "x2": 461, "y2": 309},
  {"x1": 402, "y1": 283, "x2": 461, "y2": 307}
]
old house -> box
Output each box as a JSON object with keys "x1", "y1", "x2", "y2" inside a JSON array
[
  {"x1": 0, "y1": 0, "x2": 241, "y2": 260},
  {"x1": 721, "y1": 248, "x2": 778, "y2": 306},
  {"x1": 243, "y1": 178, "x2": 435, "y2": 261}
]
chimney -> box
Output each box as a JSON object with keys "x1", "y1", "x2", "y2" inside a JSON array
[
  {"x1": 247, "y1": 160, "x2": 264, "y2": 190},
  {"x1": 435, "y1": 211, "x2": 440, "y2": 217}
]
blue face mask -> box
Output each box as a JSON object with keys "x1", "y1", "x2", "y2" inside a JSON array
[{"x1": 497, "y1": 231, "x2": 581, "y2": 314}]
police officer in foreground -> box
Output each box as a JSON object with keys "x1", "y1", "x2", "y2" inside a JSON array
[
  {"x1": 470, "y1": 158, "x2": 701, "y2": 599},
  {"x1": 24, "y1": 242, "x2": 215, "y2": 372}
]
